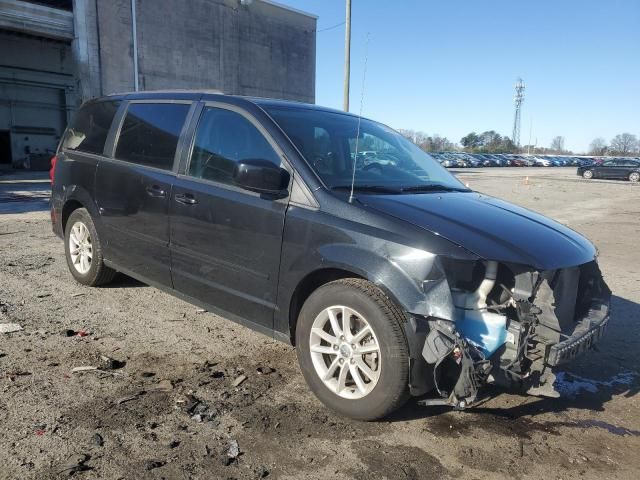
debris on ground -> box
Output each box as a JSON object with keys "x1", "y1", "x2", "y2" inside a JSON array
[
  {"x1": 221, "y1": 439, "x2": 241, "y2": 466},
  {"x1": 115, "y1": 391, "x2": 145, "y2": 405},
  {"x1": 168, "y1": 440, "x2": 180, "y2": 449},
  {"x1": 71, "y1": 366, "x2": 98, "y2": 374},
  {"x1": 93, "y1": 433, "x2": 104, "y2": 447},
  {"x1": 256, "y1": 465, "x2": 270, "y2": 478},
  {"x1": 182, "y1": 394, "x2": 218, "y2": 423},
  {"x1": 99, "y1": 355, "x2": 126, "y2": 370},
  {"x1": 57, "y1": 454, "x2": 92, "y2": 476},
  {"x1": 0, "y1": 323, "x2": 23, "y2": 334},
  {"x1": 62, "y1": 329, "x2": 89, "y2": 337},
  {"x1": 144, "y1": 459, "x2": 166, "y2": 471},
  {"x1": 232, "y1": 374, "x2": 248, "y2": 387},
  {"x1": 256, "y1": 366, "x2": 275, "y2": 375},
  {"x1": 70, "y1": 292, "x2": 86, "y2": 298},
  {"x1": 228, "y1": 439, "x2": 240, "y2": 459}
]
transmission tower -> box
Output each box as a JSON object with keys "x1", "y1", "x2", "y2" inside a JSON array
[{"x1": 512, "y1": 78, "x2": 525, "y2": 147}]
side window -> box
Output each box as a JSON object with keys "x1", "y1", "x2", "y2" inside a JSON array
[
  {"x1": 602, "y1": 160, "x2": 616, "y2": 167},
  {"x1": 188, "y1": 107, "x2": 280, "y2": 185},
  {"x1": 115, "y1": 103, "x2": 190, "y2": 170},
  {"x1": 62, "y1": 100, "x2": 120, "y2": 154}
]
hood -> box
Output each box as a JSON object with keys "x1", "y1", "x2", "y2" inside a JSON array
[{"x1": 361, "y1": 192, "x2": 596, "y2": 270}]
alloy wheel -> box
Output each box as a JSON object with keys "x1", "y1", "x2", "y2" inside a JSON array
[
  {"x1": 629, "y1": 172, "x2": 639, "y2": 182},
  {"x1": 583, "y1": 170, "x2": 593, "y2": 179},
  {"x1": 309, "y1": 305, "x2": 381, "y2": 399},
  {"x1": 68, "y1": 221, "x2": 93, "y2": 274}
]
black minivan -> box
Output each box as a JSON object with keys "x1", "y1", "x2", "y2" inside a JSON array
[{"x1": 51, "y1": 91, "x2": 611, "y2": 420}]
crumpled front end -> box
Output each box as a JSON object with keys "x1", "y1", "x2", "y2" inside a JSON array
[{"x1": 416, "y1": 258, "x2": 611, "y2": 408}]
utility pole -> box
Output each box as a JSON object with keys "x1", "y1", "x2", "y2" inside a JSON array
[{"x1": 343, "y1": 0, "x2": 352, "y2": 112}]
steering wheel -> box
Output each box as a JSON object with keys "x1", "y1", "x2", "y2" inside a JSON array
[{"x1": 363, "y1": 162, "x2": 386, "y2": 172}]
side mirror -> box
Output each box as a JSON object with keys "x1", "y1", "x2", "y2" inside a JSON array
[{"x1": 233, "y1": 159, "x2": 290, "y2": 195}]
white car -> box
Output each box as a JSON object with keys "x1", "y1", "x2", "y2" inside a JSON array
[{"x1": 532, "y1": 157, "x2": 551, "y2": 167}]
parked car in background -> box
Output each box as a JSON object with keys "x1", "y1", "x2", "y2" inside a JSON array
[
  {"x1": 531, "y1": 156, "x2": 551, "y2": 167},
  {"x1": 578, "y1": 158, "x2": 640, "y2": 181}
]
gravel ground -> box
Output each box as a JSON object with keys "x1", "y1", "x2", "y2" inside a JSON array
[{"x1": 0, "y1": 167, "x2": 638, "y2": 480}]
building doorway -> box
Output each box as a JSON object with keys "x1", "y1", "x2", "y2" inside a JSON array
[{"x1": 0, "y1": 131, "x2": 12, "y2": 164}]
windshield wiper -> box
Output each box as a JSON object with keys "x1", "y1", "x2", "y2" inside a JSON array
[
  {"x1": 400, "y1": 184, "x2": 470, "y2": 193},
  {"x1": 331, "y1": 185, "x2": 402, "y2": 194}
]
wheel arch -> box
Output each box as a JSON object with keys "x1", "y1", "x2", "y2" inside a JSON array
[
  {"x1": 60, "y1": 186, "x2": 102, "y2": 234},
  {"x1": 288, "y1": 267, "x2": 366, "y2": 345}
]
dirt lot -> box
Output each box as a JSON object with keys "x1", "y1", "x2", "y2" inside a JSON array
[{"x1": 1, "y1": 167, "x2": 639, "y2": 480}]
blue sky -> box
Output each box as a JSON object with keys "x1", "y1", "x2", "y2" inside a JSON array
[{"x1": 280, "y1": 0, "x2": 639, "y2": 152}]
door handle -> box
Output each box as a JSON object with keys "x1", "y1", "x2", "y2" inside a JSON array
[
  {"x1": 175, "y1": 192, "x2": 198, "y2": 205},
  {"x1": 145, "y1": 185, "x2": 166, "y2": 197}
]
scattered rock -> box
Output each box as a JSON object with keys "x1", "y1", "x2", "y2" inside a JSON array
[
  {"x1": 183, "y1": 394, "x2": 218, "y2": 423},
  {"x1": 168, "y1": 440, "x2": 180, "y2": 449},
  {"x1": 228, "y1": 439, "x2": 240, "y2": 459},
  {"x1": 36, "y1": 293, "x2": 51, "y2": 298},
  {"x1": 256, "y1": 366, "x2": 275, "y2": 375},
  {"x1": 0, "y1": 323, "x2": 23, "y2": 334},
  {"x1": 71, "y1": 366, "x2": 98, "y2": 374},
  {"x1": 141, "y1": 371, "x2": 156, "y2": 378},
  {"x1": 256, "y1": 465, "x2": 270, "y2": 478},
  {"x1": 93, "y1": 433, "x2": 104, "y2": 447},
  {"x1": 144, "y1": 460, "x2": 165, "y2": 471},
  {"x1": 232, "y1": 374, "x2": 248, "y2": 387},
  {"x1": 99, "y1": 355, "x2": 126, "y2": 370}
]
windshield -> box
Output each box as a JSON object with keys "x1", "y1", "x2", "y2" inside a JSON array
[{"x1": 263, "y1": 106, "x2": 468, "y2": 193}]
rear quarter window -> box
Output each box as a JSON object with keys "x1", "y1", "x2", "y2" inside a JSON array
[
  {"x1": 114, "y1": 103, "x2": 190, "y2": 170},
  {"x1": 62, "y1": 100, "x2": 120, "y2": 154}
]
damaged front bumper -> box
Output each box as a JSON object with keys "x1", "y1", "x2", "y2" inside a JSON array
[
  {"x1": 546, "y1": 303, "x2": 609, "y2": 367},
  {"x1": 413, "y1": 258, "x2": 611, "y2": 409}
]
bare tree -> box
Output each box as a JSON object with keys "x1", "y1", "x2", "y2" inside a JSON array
[
  {"x1": 610, "y1": 133, "x2": 639, "y2": 156},
  {"x1": 589, "y1": 137, "x2": 608, "y2": 155},
  {"x1": 550, "y1": 136, "x2": 565, "y2": 153}
]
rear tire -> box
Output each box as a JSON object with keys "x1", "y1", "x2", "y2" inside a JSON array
[
  {"x1": 629, "y1": 172, "x2": 639, "y2": 182},
  {"x1": 64, "y1": 208, "x2": 116, "y2": 286},
  {"x1": 582, "y1": 170, "x2": 593, "y2": 179},
  {"x1": 295, "y1": 278, "x2": 410, "y2": 420}
]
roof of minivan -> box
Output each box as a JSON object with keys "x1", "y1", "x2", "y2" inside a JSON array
[{"x1": 98, "y1": 90, "x2": 359, "y2": 118}]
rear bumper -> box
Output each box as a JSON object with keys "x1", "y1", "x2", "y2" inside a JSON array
[{"x1": 546, "y1": 302, "x2": 609, "y2": 367}]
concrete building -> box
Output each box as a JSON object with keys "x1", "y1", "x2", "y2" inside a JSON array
[{"x1": 0, "y1": 0, "x2": 316, "y2": 168}]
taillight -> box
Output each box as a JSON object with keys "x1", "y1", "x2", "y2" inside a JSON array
[{"x1": 49, "y1": 155, "x2": 58, "y2": 184}]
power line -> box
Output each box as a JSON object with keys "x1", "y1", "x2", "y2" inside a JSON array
[{"x1": 317, "y1": 21, "x2": 345, "y2": 33}]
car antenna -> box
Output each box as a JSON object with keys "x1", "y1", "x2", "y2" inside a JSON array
[{"x1": 348, "y1": 32, "x2": 370, "y2": 204}]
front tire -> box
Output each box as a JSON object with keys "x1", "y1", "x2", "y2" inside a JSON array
[
  {"x1": 64, "y1": 208, "x2": 116, "y2": 286},
  {"x1": 295, "y1": 278, "x2": 409, "y2": 420},
  {"x1": 582, "y1": 170, "x2": 593, "y2": 179},
  {"x1": 629, "y1": 172, "x2": 639, "y2": 182}
]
